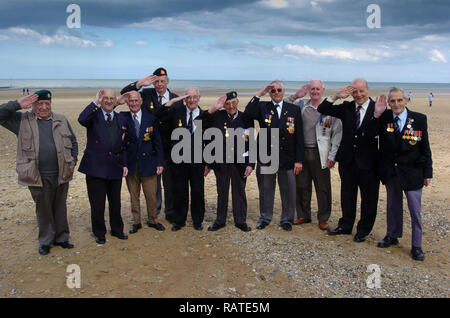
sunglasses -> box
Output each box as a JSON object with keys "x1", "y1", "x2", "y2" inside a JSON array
[{"x1": 270, "y1": 88, "x2": 283, "y2": 93}]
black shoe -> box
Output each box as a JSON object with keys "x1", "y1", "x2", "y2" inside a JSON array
[
  {"x1": 353, "y1": 233, "x2": 367, "y2": 243},
  {"x1": 54, "y1": 241, "x2": 74, "y2": 249},
  {"x1": 38, "y1": 245, "x2": 50, "y2": 255},
  {"x1": 377, "y1": 236, "x2": 399, "y2": 248},
  {"x1": 95, "y1": 237, "x2": 106, "y2": 244},
  {"x1": 171, "y1": 224, "x2": 183, "y2": 231},
  {"x1": 194, "y1": 223, "x2": 203, "y2": 231},
  {"x1": 129, "y1": 223, "x2": 142, "y2": 234},
  {"x1": 147, "y1": 222, "x2": 166, "y2": 231},
  {"x1": 111, "y1": 232, "x2": 128, "y2": 240},
  {"x1": 411, "y1": 246, "x2": 425, "y2": 261},
  {"x1": 281, "y1": 223, "x2": 292, "y2": 231},
  {"x1": 235, "y1": 223, "x2": 251, "y2": 232},
  {"x1": 208, "y1": 223, "x2": 225, "y2": 231},
  {"x1": 256, "y1": 221, "x2": 269, "y2": 230},
  {"x1": 328, "y1": 226, "x2": 352, "y2": 235}
]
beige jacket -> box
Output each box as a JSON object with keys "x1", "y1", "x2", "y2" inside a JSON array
[{"x1": 17, "y1": 112, "x2": 76, "y2": 186}]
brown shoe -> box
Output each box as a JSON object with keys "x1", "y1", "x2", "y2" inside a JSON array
[
  {"x1": 293, "y1": 218, "x2": 311, "y2": 225},
  {"x1": 319, "y1": 221, "x2": 329, "y2": 231}
]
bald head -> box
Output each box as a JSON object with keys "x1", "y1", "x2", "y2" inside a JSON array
[
  {"x1": 101, "y1": 89, "x2": 116, "y2": 113},
  {"x1": 351, "y1": 78, "x2": 369, "y2": 105},
  {"x1": 127, "y1": 90, "x2": 143, "y2": 114},
  {"x1": 309, "y1": 80, "x2": 324, "y2": 102}
]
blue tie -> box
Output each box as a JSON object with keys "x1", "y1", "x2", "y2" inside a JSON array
[{"x1": 133, "y1": 114, "x2": 140, "y2": 137}]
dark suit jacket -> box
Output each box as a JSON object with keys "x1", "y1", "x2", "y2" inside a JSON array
[
  {"x1": 120, "y1": 83, "x2": 184, "y2": 156},
  {"x1": 154, "y1": 103, "x2": 206, "y2": 165},
  {"x1": 121, "y1": 110, "x2": 164, "y2": 176},
  {"x1": 244, "y1": 97, "x2": 304, "y2": 170},
  {"x1": 198, "y1": 110, "x2": 255, "y2": 176},
  {"x1": 78, "y1": 102, "x2": 127, "y2": 180},
  {"x1": 375, "y1": 108, "x2": 432, "y2": 190},
  {"x1": 318, "y1": 98, "x2": 379, "y2": 170}
]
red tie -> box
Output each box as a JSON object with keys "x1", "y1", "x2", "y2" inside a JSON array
[{"x1": 158, "y1": 95, "x2": 163, "y2": 106}]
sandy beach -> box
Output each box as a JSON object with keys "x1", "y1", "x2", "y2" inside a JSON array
[{"x1": 0, "y1": 88, "x2": 448, "y2": 298}]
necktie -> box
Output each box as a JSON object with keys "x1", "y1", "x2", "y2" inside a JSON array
[
  {"x1": 106, "y1": 113, "x2": 111, "y2": 123},
  {"x1": 355, "y1": 106, "x2": 362, "y2": 129},
  {"x1": 394, "y1": 116, "x2": 400, "y2": 134},
  {"x1": 188, "y1": 111, "x2": 193, "y2": 134},
  {"x1": 274, "y1": 104, "x2": 280, "y2": 117},
  {"x1": 158, "y1": 95, "x2": 163, "y2": 106},
  {"x1": 133, "y1": 114, "x2": 140, "y2": 137}
]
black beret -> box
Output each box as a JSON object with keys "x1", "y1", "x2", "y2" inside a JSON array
[
  {"x1": 34, "y1": 89, "x2": 52, "y2": 101},
  {"x1": 153, "y1": 67, "x2": 167, "y2": 76},
  {"x1": 226, "y1": 91, "x2": 238, "y2": 101}
]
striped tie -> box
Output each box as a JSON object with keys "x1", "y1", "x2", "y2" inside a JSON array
[
  {"x1": 394, "y1": 116, "x2": 400, "y2": 134},
  {"x1": 355, "y1": 105, "x2": 362, "y2": 129}
]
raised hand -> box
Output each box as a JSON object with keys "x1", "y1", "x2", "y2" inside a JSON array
[
  {"x1": 95, "y1": 89, "x2": 105, "y2": 105},
  {"x1": 116, "y1": 92, "x2": 131, "y2": 107},
  {"x1": 293, "y1": 84, "x2": 311, "y2": 100},
  {"x1": 211, "y1": 95, "x2": 227, "y2": 113},
  {"x1": 137, "y1": 75, "x2": 158, "y2": 88},
  {"x1": 257, "y1": 84, "x2": 274, "y2": 97},
  {"x1": 165, "y1": 94, "x2": 189, "y2": 107},
  {"x1": 17, "y1": 94, "x2": 38, "y2": 109},
  {"x1": 374, "y1": 94, "x2": 387, "y2": 118},
  {"x1": 335, "y1": 85, "x2": 354, "y2": 100}
]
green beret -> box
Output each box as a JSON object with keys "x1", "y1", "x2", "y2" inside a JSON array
[
  {"x1": 34, "y1": 90, "x2": 52, "y2": 101},
  {"x1": 153, "y1": 67, "x2": 167, "y2": 76},
  {"x1": 226, "y1": 91, "x2": 238, "y2": 101}
]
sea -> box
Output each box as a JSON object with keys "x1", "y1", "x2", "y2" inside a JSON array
[{"x1": 1, "y1": 79, "x2": 450, "y2": 96}]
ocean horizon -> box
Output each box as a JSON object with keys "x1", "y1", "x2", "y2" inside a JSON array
[{"x1": 1, "y1": 79, "x2": 450, "y2": 96}]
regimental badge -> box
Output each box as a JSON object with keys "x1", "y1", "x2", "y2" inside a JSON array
[
  {"x1": 178, "y1": 119, "x2": 182, "y2": 127},
  {"x1": 287, "y1": 117, "x2": 295, "y2": 134}
]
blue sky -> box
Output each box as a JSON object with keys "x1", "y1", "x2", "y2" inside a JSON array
[{"x1": 0, "y1": 0, "x2": 449, "y2": 82}]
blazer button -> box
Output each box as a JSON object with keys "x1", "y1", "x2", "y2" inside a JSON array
[
  {"x1": 355, "y1": 135, "x2": 358, "y2": 138},
  {"x1": 109, "y1": 152, "x2": 112, "y2": 155},
  {"x1": 353, "y1": 145, "x2": 357, "y2": 148},
  {"x1": 142, "y1": 153, "x2": 146, "y2": 156},
  {"x1": 394, "y1": 163, "x2": 398, "y2": 167}
]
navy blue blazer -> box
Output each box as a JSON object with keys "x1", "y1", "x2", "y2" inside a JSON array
[
  {"x1": 375, "y1": 108, "x2": 433, "y2": 190},
  {"x1": 121, "y1": 110, "x2": 164, "y2": 176},
  {"x1": 78, "y1": 102, "x2": 127, "y2": 180}
]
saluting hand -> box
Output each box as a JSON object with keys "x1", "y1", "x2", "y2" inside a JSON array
[
  {"x1": 165, "y1": 94, "x2": 189, "y2": 107},
  {"x1": 334, "y1": 85, "x2": 354, "y2": 100},
  {"x1": 374, "y1": 94, "x2": 387, "y2": 118},
  {"x1": 95, "y1": 89, "x2": 105, "y2": 105},
  {"x1": 137, "y1": 75, "x2": 158, "y2": 88},
  {"x1": 210, "y1": 95, "x2": 227, "y2": 113},
  {"x1": 293, "y1": 84, "x2": 311, "y2": 100},
  {"x1": 17, "y1": 94, "x2": 38, "y2": 109},
  {"x1": 116, "y1": 92, "x2": 131, "y2": 107},
  {"x1": 256, "y1": 84, "x2": 274, "y2": 97}
]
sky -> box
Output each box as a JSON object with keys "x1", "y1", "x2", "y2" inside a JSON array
[{"x1": 0, "y1": 0, "x2": 449, "y2": 83}]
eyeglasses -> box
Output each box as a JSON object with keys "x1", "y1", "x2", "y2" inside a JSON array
[{"x1": 270, "y1": 88, "x2": 283, "y2": 93}]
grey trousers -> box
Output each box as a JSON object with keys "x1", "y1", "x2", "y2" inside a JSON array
[
  {"x1": 296, "y1": 148, "x2": 331, "y2": 221},
  {"x1": 28, "y1": 176, "x2": 70, "y2": 246},
  {"x1": 256, "y1": 165, "x2": 296, "y2": 225},
  {"x1": 214, "y1": 164, "x2": 248, "y2": 225},
  {"x1": 385, "y1": 176, "x2": 423, "y2": 247}
]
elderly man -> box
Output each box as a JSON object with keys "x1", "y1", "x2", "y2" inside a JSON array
[
  {"x1": 116, "y1": 91, "x2": 165, "y2": 233},
  {"x1": 121, "y1": 67, "x2": 183, "y2": 223},
  {"x1": 198, "y1": 92, "x2": 255, "y2": 232},
  {"x1": 78, "y1": 89, "x2": 129, "y2": 244},
  {"x1": 318, "y1": 78, "x2": 380, "y2": 242},
  {"x1": 155, "y1": 88, "x2": 206, "y2": 231},
  {"x1": 245, "y1": 81, "x2": 304, "y2": 231},
  {"x1": 372, "y1": 88, "x2": 432, "y2": 261},
  {"x1": 286, "y1": 80, "x2": 342, "y2": 231},
  {"x1": 0, "y1": 91, "x2": 78, "y2": 255}
]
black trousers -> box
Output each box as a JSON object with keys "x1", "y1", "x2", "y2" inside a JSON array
[
  {"x1": 338, "y1": 162, "x2": 380, "y2": 236},
  {"x1": 86, "y1": 175, "x2": 124, "y2": 238},
  {"x1": 172, "y1": 162, "x2": 205, "y2": 227},
  {"x1": 214, "y1": 164, "x2": 248, "y2": 225}
]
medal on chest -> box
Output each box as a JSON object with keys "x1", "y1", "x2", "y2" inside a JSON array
[{"x1": 286, "y1": 116, "x2": 295, "y2": 134}]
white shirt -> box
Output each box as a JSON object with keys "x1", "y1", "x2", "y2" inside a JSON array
[
  {"x1": 157, "y1": 90, "x2": 170, "y2": 105},
  {"x1": 131, "y1": 109, "x2": 142, "y2": 125},
  {"x1": 101, "y1": 107, "x2": 114, "y2": 122},
  {"x1": 355, "y1": 98, "x2": 370, "y2": 123},
  {"x1": 272, "y1": 100, "x2": 283, "y2": 118},
  {"x1": 186, "y1": 106, "x2": 200, "y2": 132}
]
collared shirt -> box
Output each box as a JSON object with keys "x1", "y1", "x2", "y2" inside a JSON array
[
  {"x1": 355, "y1": 98, "x2": 370, "y2": 123},
  {"x1": 393, "y1": 108, "x2": 408, "y2": 132},
  {"x1": 101, "y1": 107, "x2": 114, "y2": 122},
  {"x1": 227, "y1": 111, "x2": 238, "y2": 121},
  {"x1": 272, "y1": 100, "x2": 283, "y2": 118},
  {"x1": 131, "y1": 109, "x2": 142, "y2": 125},
  {"x1": 186, "y1": 106, "x2": 200, "y2": 132},
  {"x1": 158, "y1": 90, "x2": 170, "y2": 105}
]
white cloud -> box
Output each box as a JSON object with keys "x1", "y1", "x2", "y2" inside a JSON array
[
  {"x1": 277, "y1": 43, "x2": 391, "y2": 62},
  {"x1": 103, "y1": 40, "x2": 114, "y2": 47},
  {"x1": 0, "y1": 35, "x2": 9, "y2": 41},
  {"x1": 429, "y1": 49, "x2": 447, "y2": 63},
  {"x1": 7, "y1": 27, "x2": 96, "y2": 48},
  {"x1": 262, "y1": 0, "x2": 289, "y2": 9},
  {"x1": 136, "y1": 41, "x2": 148, "y2": 46}
]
